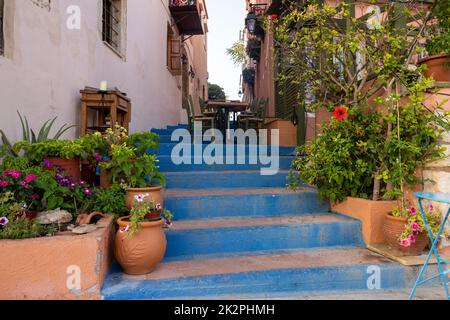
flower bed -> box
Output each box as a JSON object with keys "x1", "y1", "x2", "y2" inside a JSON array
[{"x1": 0, "y1": 214, "x2": 114, "y2": 300}]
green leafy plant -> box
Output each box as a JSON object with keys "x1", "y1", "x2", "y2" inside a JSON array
[
  {"x1": 19, "y1": 139, "x2": 87, "y2": 163},
  {"x1": 91, "y1": 185, "x2": 128, "y2": 219},
  {"x1": 127, "y1": 194, "x2": 173, "y2": 236},
  {"x1": 226, "y1": 40, "x2": 247, "y2": 67},
  {"x1": 425, "y1": 0, "x2": 450, "y2": 56},
  {"x1": 127, "y1": 131, "x2": 160, "y2": 156}
]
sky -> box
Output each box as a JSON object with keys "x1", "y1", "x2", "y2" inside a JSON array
[{"x1": 207, "y1": 0, "x2": 247, "y2": 100}]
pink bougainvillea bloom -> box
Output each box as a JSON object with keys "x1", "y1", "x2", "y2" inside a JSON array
[
  {"x1": 408, "y1": 234, "x2": 416, "y2": 244},
  {"x1": 410, "y1": 222, "x2": 420, "y2": 232},
  {"x1": 23, "y1": 174, "x2": 37, "y2": 184},
  {"x1": 408, "y1": 206, "x2": 417, "y2": 215},
  {"x1": 400, "y1": 238, "x2": 411, "y2": 247},
  {"x1": 0, "y1": 216, "x2": 9, "y2": 226},
  {"x1": 0, "y1": 179, "x2": 9, "y2": 188}
]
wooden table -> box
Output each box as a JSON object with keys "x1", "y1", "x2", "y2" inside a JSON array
[
  {"x1": 80, "y1": 89, "x2": 131, "y2": 136},
  {"x1": 207, "y1": 101, "x2": 249, "y2": 134}
]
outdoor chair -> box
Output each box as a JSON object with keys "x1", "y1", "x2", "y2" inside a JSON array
[
  {"x1": 199, "y1": 97, "x2": 217, "y2": 117},
  {"x1": 238, "y1": 98, "x2": 267, "y2": 131},
  {"x1": 185, "y1": 95, "x2": 215, "y2": 134}
]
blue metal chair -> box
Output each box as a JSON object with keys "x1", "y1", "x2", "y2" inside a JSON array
[{"x1": 409, "y1": 192, "x2": 450, "y2": 300}]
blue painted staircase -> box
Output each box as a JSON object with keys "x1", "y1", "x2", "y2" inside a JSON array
[{"x1": 101, "y1": 125, "x2": 428, "y2": 300}]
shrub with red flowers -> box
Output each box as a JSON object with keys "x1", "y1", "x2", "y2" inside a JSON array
[{"x1": 392, "y1": 203, "x2": 441, "y2": 248}]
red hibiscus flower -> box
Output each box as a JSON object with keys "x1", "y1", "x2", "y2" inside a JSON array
[{"x1": 333, "y1": 106, "x2": 348, "y2": 121}]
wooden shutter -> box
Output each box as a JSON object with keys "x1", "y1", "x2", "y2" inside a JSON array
[{"x1": 168, "y1": 31, "x2": 182, "y2": 76}]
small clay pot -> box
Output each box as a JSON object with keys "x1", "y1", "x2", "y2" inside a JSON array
[
  {"x1": 418, "y1": 53, "x2": 450, "y2": 82},
  {"x1": 114, "y1": 216, "x2": 167, "y2": 275},
  {"x1": 126, "y1": 186, "x2": 164, "y2": 209},
  {"x1": 145, "y1": 211, "x2": 162, "y2": 220},
  {"x1": 47, "y1": 157, "x2": 81, "y2": 182},
  {"x1": 76, "y1": 212, "x2": 106, "y2": 225},
  {"x1": 383, "y1": 214, "x2": 429, "y2": 256}
]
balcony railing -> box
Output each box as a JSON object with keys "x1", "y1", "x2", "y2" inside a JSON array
[{"x1": 169, "y1": 0, "x2": 204, "y2": 35}]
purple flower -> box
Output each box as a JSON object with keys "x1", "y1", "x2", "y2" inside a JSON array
[
  {"x1": 69, "y1": 183, "x2": 76, "y2": 189},
  {"x1": 79, "y1": 180, "x2": 87, "y2": 185},
  {"x1": 0, "y1": 179, "x2": 9, "y2": 188},
  {"x1": 83, "y1": 188, "x2": 91, "y2": 196},
  {"x1": 163, "y1": 217, "x2": 173, "y2": 228},
  {"x1": 43, "y1": 158, "x2": 52, "y2": 168},
  {"x1": 93, "y1": 153, "x2": 102, "y2": 162},
  {"x1": 0, "y1": 216, "x2": 9, "y2": 226}
]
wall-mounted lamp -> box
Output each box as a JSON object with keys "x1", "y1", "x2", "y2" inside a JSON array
[{"x1": 245, "y1": 3, "x2": 268, "y2": 35}]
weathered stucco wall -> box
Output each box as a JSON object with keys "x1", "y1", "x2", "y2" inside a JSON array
[{"x1": 0, "y1": 0, "x2": 207, "y2": 140}]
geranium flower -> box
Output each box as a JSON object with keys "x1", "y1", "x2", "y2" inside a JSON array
[
  {"x1": 0, "y1": 179, "x2": 9, "y2": 188},
  {"x1": 408, "y1": 206, "x2": 417, "y2": 216},
  {"x1": 0, "y1": 216, "x2": 9, "y2": 226},
  {"x1": 408, "y1": 234, "x2": 416, "y2": 244},
  {"x1": 333, "y1": 106, "x2": 348, "y2": 121},
  {"x1": 400, "y1": 238, "x2": 411, "y2": 247},
  {"x1": 4, "y1": 170, "x2": 22, "y2": 179},
  {"x1": 410, "y1": 222, "x2": 420, "y2": 232}
]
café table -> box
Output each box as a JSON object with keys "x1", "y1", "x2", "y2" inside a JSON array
[{"x1": 206, "y1": 100, "x2": 249, "y2": 136}]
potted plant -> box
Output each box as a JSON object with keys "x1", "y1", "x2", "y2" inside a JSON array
[
  {"x1": 383, "y1": 202, "x2": 441, "y2": 256},
  {"x1": 80, "y1": 132, "x2": 106, "y2": 186},
  {"x1": 114, "y1": 194, "x2": 173, "y2": 275},
  {"x1": 246, "y1": 38, "x2": 261, "y2": 63},
  {"x1": 19, "y1": 139, "x2": 86, "y2": 181},
  {"x1": 419, "y1": 0, "x2": 450, "y2": 81}
]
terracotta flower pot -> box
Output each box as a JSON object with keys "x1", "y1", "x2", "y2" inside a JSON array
[
  {"x1": 99, "y1": 168, "x2": 112, "y2": 188},
  {"x1": 114, "y1": 216, "x2": 167, "y2": 275},
  {"x1": 126, "y1": 186, "x2": 164, "y2": 209},
  {"x1": 47, "y1": 157, "x2": 81, "y2": 181},
  {"x1": 419, "y1": 53, "x2": 450, "y2": 82},
  {"x1": 145, "y1": 211, "x2": 162, "y2": 220},
  {"x1": 383, "y1": 214, "x2": 429, "y2": 256}
]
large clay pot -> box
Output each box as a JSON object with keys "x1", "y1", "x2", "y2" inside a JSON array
[
  {"x1": 99, "y1": 168, "x2": 112, "y2": 188},
  {"x1": 126, "y1": 186, "x2": 164, "y2": 209},
  {"x1": 419, "y1": 53, "x2": 450, "y2": 82},
  {"x1": 383, "y1": 214, "x2": 429, "y2": 256},
  {"x1": 47, "y1": 157, "x2": 81, "y2": 181},
  {"x1": 114, "y1": 216, "x2": 167, "y2": 275}
]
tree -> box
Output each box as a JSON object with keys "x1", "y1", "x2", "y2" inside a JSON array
[
  {"x1": 226, "y1": 41, "x2": 246, "y2": 67},
  {"x1": 208, "y1": 83, "x2": 226, "y2": 100}
]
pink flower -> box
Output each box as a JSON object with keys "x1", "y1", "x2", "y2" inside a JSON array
[
  {"x1": 79, "y1": 180, "x2": 87, "y2": 185},
  {"x1": 408, "y1": 234, "x2": 416, "y2": 244},
  {"x1": 134, "y1": 194, "x2": 149, "y2": 203},
  {"x1": 400, "y1": 238, "x2": 411, "y2": 247},
  {"x1": 427, "y1": 203, "x2": 434, "y2": 212},
  {"x1": 23, "y1": 174, "x2": 37, "y2": 184},
  {"x1": 3, "y1": 170, "x2": 22, "y2": 179},
  {"x1": 0, "y1": 179, "x2": 9, "y2": 188},
  {"x1": 119, "y1": 225, "x2": 129, "y2": 233},
  {"x1": 83, "y1": 188, "x2": 91, "y2": 196},
  {"x1": 20, "y1": 181, "x2": 29, "y2": 188},
  {"x1": 410, "y1": 222, "x2": 421, "y2": 232},
  {"x1": 0, "y1": 216, "x2": 9, "y2": 226},
  {"x1": 69, "y1": 183, "x2": 76, "y2": 189},
  {"x1": 31, "y1": 194, "x2": 40, "y2": 200},
  {"x1": 408, "y1": 206, "x2": 417, "y2": 216}
]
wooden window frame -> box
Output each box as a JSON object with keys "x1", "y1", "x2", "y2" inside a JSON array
[
  {"x1": 102, "y1": 0, "x2": 122, "y2": 53},
  {"x1": 167, "y1": 24, "x2": 182, "y2": 76}
]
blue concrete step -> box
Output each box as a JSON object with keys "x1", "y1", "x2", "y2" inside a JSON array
[
  {"x1": 159, "y1": 155, "x2": 295, "y2": 171},
  {"x1": 157, "y1": 143, "x2": 296, "y2": 156},
  {"x1": 165, "y1": 170, "x2": 290, "y2": 189},
  {"x1": 164, "y1": 188, "x2": 328, "y2": 220},
  {"x1": 101, "y1": 247, "x2": 424, "y2": 300},
  {"x1": 164, "y1": 214, "x2": 363, "y2": 259}
]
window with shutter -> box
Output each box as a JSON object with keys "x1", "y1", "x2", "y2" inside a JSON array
[
  {"x1": 167, "y1": 25, "x2": 182, "y2": 76},
  {"x1": 102, "y1": 0, "x2": 122, "y2": 53},
  {"x1": 0, "y1": 0, "x2": 4, "y2": 56}
]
